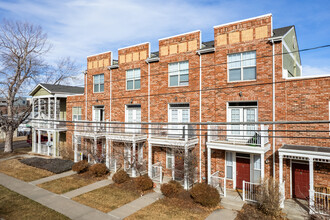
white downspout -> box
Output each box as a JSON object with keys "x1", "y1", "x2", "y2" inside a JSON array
[
  {"x1": 272, "y1": 40, "x2": 276, "y2": 179},
  {"x1": 148, "y1": 62, "x2": 150, "y2": 123},
  {"x1": 198, "y1": 52, "x2": 202, "y2": 182}
]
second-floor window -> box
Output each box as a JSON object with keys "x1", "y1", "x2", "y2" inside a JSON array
[
  {"x1": 72, "y1": 107, "x2": 82, "y2": 121},
  {"x1": 93, "y1": 74, "x2": 104, "y2": 93},
  {"x1": 169, "y1": 61, "x2": 189, "y2": 86},
  {"x1": 126, "y1": 68, "x2": 141, "y2": 90},
  {"x1": 228, "y1": 51, "x2": 256, "y2": 82}
]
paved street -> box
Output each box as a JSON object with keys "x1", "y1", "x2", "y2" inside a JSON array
[{"x1": 0, "y1": 140, "x2": 30, "y2": 151}]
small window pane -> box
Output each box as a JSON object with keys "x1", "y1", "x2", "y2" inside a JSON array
[
  {"x1": 229, "y1": 69, "x2": 241, "y2": 81},
  {"x1": 180, "y1": 61, "x2": 189, "y2": 71},
  {"x1": 134, "y1": 80, "x2": 140, "y2": 89},
  {"x1": 180, "y1": 74, "x2": 188, "y2": 83},
  {"x1": 127, "y1": 70, "x2": 134, "y2": 79},
  {"x1": 94, "y1": 75, "x2": 99, "y2": 84},
  {"x1": 226, "y1": 166, "x2": 233, "y2": 179},
  {"x1": 169, "y1": 63, "x2": 178, "y2": 75},
  {"x1": 254, "y1": 170, "x2": 261, "y2": 183},
  {"x1": 127, "y1": 80, "x2": 134, "y2": 90},
  {"x1": 243, "y1": 67, "x2": 256, "y2": 80},
  {"x1": 94, "y1": 84, "x2": 99, "y2": 92},
  {"x1": 135, "y1": 69, "x2": 141, "y2": 78},
  {"x1": 100, "y1": 74, "x2": 104, "y2": 83},
  {"x1": 100, "y1": 84, "x2": 104, "y2": 92},
  {"x1": 254, "y1": 155, "x2": 261, "y2": 169},
  {"x1": 226, "y1": 152, "x2": 233, "y2": 166},
  {"x1": 170, "y1": 75, "x2": 178, "y2": 86},
  {"x1": 228, "y1": 53, "x2": 241, "y2": 69},
  {"x1": 242, "y1": 51, "x2": 256, "y2": 67}
]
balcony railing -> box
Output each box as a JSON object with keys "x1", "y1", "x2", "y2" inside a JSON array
[
  {"x1": 149, "y1": 124, "x2": 197, "y2": 140},
  {"x1": 208, "y1": 124, "x2": 269, "y2": 147},
  {"x1": 107, "y1": 122, "x2": 147, "y2": 135},
  {"x1": 33, "y1": 119, "x2": 67, "y2": 130}
]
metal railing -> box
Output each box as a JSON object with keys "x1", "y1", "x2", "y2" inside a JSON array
[
  {"x1": 151, "y1": 162, "x2": 163, "y2": 183},
  {"x1": 243, "y1": 181, "x2": 260, "y2": 202},
  {"x1": 210, "y1": 171, "x2": 226, "y2": 197},
  {"x1": 107, "y1": 122, "x2": 147, "y2": 135},
  {"x1": 208, "y1": 124, "x2": 269, "y2": 147},
  {"x1": 310, "y1": 190, "x2": 330, "y2": 215},
  {"x1": 149, "y1": 124, "x2": 197, "y2": 140}
]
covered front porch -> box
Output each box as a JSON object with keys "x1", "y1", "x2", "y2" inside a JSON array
[{"x1": 279, "y1": 144, "x2": 330, "y2": 215}]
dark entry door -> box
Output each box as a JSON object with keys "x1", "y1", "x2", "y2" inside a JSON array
[
  {"x1": 236, "y1": 157, "x2": 250, "y2": 189},
  {"x1": 292, "y1": 163, "x2": 309, "y2": 199}
]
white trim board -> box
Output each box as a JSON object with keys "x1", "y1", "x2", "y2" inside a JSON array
[
  {"x1": 213, "y1": 13, "x2": 272, "y2": 28},
  {"x1": 118, "y1": 42, "x2": 150, "y2": 51},
  {"x1": 159, "y1": 30, "x2": 200, "y2": 41},
  {"x1": 87, "y1": 51, "x2": 112, "y2": 58}
]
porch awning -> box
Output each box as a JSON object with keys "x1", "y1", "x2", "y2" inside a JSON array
[{"x1": 278, "y1": 144, "x2": 330, "y2": 163}]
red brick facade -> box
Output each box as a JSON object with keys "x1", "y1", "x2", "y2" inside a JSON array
[{"x1": 66, "y1": 14, "x2": 330, "y2": 197}]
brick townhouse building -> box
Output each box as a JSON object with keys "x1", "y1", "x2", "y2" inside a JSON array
[{"x1": 64, "y1": 14, "x2": 329, "y2": 205}]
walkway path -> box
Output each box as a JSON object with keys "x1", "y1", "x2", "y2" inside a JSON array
[
  {"x1": 30, "y1": 170, "x2": 76, "y2": 185},
  {"x1": 0, "y1": 173, "x2": 115, "y2": 220},
  {"x1": 108, "y1": 192, "x2": 163, "y2": 219},
  {"x1": 63, "y1": 179, "x2": 113, "y2": 198}
]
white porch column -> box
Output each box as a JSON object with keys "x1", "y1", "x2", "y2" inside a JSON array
[
  {"x1": 53, "y1": 131, "x2": 57, "y2": 157},
  {"x1": 279, "y1": 154, "x2": 283, "y2": 184},
  {"x1": 105, "y1": 138, "x2": 109, "y2": 169},
  {"x1": 47, "y1": 131, "x2": 50, "y2": 156},
  {"x1": 309, "y1": 157, "x2": 314, "y2": 211},
  {"x1": 94, "y1": 137, "x2": 97, "y2": 156},
  {"x1": 261, "y1": 153, "x2": 265, "y2": 180},
  {"x1": 32, "y1": 129, "x2": 36, "y2": 152},
  {"x1": 148, "y1": 142, "x2": 152, "y2": 177},
  {"x1": 74, "y1": 135, "x2": 78, "y2": 162},
  {"x1": 38, "y1": 98, "x2": 41, "y2": 127},
  {"x1": 132, "y1": 137, "x2": 136, "y2": 177},
  {"x1": 48, "y1": 97, "x2": 50, "y2": 128},
  {"x1": 184, "y1": 143, "x2": 189, "y2": 190},
  {"x1": 207, "y1": 147, "x2": 211, "y2": 184},
  {"x1": 54, "y1": 97, "x2": 57, "y2": 129},
  {"x1": 279, "y1": 154, "x2": 284, "y2": 208},
  {"x1": 37, "y1": 130, "x2": 41, "y2": 154}
]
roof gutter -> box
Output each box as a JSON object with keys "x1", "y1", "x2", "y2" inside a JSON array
[{"x1": 196, "y1": 47, "x2": 215, "y2": 55}]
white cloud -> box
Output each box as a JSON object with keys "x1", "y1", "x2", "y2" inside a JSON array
[{"x1": 302, "y1": 65, "x2": 330, "y2": 76}]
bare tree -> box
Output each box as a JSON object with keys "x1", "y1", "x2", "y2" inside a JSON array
[{"x1": 0, "y1": 19, "x2": 78, "y2": 152}]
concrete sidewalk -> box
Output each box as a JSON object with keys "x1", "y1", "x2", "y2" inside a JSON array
[
  {"x1": 30, "y1": 170, "x2": 76, "y2": 185},
  {"x1": 0, "y1": 173, "x2": 115, "y2": 220},
  {"x1": 62, "y1": 179, "x2": 113, "y2": 198},
  {"x1": 206, "y1": 209, "x2": 238, "y2": 220},
  {"x1": 108, "y1": 192, "x2": 163, "y2": 219}
]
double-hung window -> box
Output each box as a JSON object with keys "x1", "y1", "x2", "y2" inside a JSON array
[
  {"x1": 253, "y1": 155, "x2": 261, "y2": 183},
  {"x1": 126, "y1": 68, "x2": 141, "y2": 90},
  {"x1": 72, "y1": 107, "x2": 82, "y2": 121},
  {"x1": 228, "y1": 51, "x2": 256, "y2": 82},
  {"x1": 93, "y1": 74, "x2": 104, "y2": 92},
  {"x1": 169, "y1": 61, "x2": 189, "y2": 86}
]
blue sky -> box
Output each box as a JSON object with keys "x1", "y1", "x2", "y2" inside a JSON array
[{"x1": 1, "y1": 0, "x2": 330, "y2": 84}]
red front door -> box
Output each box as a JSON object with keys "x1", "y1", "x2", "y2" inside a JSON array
[
  {"x1": 236, "y1": 157, "x2": 250, "y2": 189},
  {"x1": 292, "y1": 163, "x2": 309, "y2": 199}
]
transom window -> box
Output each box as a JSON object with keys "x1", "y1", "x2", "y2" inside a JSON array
[
  {"x1": 72, "y1": 107, "x2": 82, "y2": 121},
  {"x1": 169, "y1": 61, "x2": 189, "y2": 86},
  {"x1": 93, "y1": 74, "x2": 104, "y2": 92},
  {"x1": 126, "y1": 68, "x2": 141, "y2": 90},
  {"x1": 228, "y1": 51, "x2": 256, "y2": 82}
]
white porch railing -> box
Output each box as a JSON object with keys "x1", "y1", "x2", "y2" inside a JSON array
[
  {"x1": 149, "y1": 124, "x2": 197, "y2": 140},
  {"x1": 210, "y1": 171, "x2": 226, "y2": 197},
  {"x1": 208, "y1": 124, "x2": 269, "y2": 147},
  {"x1": 243, "y1": 181, "x2": 260, "y2": 202},
  {"x1": 310, "y1": 190, "x2": 330, "y2": 215},
  {"x1": 151, "y1": 162, "x2": 162, "y2": 183}
]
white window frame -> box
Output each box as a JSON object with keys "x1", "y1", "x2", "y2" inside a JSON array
[
  {"x1": 72, "y1": 107, "x2": 82, "y2": 121},
  {"x1": 227, "y1": 102, "x2": 258, "y2": 139},
  {"x1": 166, "y1": 148, "x2": 174, "y2": 169},
  {"x1": 252, "y1": 154, "x2": 261, "y2": 183},
  {"x1": 93, "y1": 105, "x2": 104, "y2": 122},
  {"x1": 93, "y1": 74, "x2": 104, "y2": 93},
  {"x1": 168, "y1": 103, "x2": 190, "y2": 136},
  {"x1": 125, "y1": 105, "x2": 141, "y2": 133},
  {"x1": 168, "y1": 61, "x2": 189, "y2": 87},
  {"x1": 126, "y1": 68, "x2": 141, "y2": 90},
  {"x1": 227, "y1": 51, "x2": 256, "y2": 82}
]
